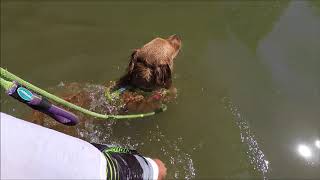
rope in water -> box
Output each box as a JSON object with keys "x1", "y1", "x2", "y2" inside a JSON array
[{"x1": 0, "y1": 67, "x2": 167, "y2": 120}]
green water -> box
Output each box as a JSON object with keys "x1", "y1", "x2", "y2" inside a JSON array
[{"x1": 1, "y1": 1, "x2": 320, "y2": 179}]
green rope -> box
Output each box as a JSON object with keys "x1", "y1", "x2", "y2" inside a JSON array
[
  {"x1": 0, "y1": 77, "x2": 14, "y2": 91},
  {"x1": 0, "y1": 67, "x2": 166, "y2": 120}
]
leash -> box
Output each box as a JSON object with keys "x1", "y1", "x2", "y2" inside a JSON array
[
  {"x1": 0, "y1": 67, "x2": 167, "y2": 125},
  {"x1": 1, "y1": 78, "x2": 79, "y2": 125}
]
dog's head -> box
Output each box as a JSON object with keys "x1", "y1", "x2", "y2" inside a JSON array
[
  {"x1": 132, "y1": 34, "x2": 181, "y2": 68},
  {"x1": 120, "y1": 35, "x2": 182, "y2": 90}
]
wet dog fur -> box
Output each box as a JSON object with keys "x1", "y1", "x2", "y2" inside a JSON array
[
  {"x1": 117, "y1": 35, "x2": 181, "y2": 91},
  {"x1": 31, "y1": 35, "x2": 181, "y2": 120}
]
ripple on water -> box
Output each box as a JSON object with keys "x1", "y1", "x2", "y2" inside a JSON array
[{"x1": 223, "y1": 97, "x2": 270, "y2": 180}]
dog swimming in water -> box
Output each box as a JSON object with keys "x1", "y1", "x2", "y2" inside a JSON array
[
  {"x1": 117, "y1": 34, "x2": 181, "y2": 91},
  {"x1": 31, "y1": 35, "x2": 182, "y2": 123},
  {"x1": 106, "y1": 34, "x2": 182, "y2": 113}
]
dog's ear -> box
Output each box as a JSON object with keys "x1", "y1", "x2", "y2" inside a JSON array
[
  {"x1": 131, "y1": 49, "x2": 139, "y2": 59},
  {"x1": 154, "y1": 63, "x2": 172, "y2": 89},
  {"x1": 117, "y1": 49, "x2": 139, "y2": 88},
  {"x1": 128, "y1": 49, "x2": 139, "y2": 74}
]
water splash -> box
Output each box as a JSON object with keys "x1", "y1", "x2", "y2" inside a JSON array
[
  {"x1": 223, "y1": 97, "x2": 270, "y2": 180},
  {"x1": 84, "y1": 84, "x2": 120, "y2": 115},
  {"x1": 147, "y1": 125, "x2": 196, "y2": 180},
  {"x1": 72, "y1": 83, "x2": 196, "y2": 179},
  {"x1": 79, "y1": 122, "x2": 196, "y2": 179}
]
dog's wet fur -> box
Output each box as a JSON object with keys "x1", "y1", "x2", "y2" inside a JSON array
[
  {"x1": 117, "y1": 35, "x2": 181, "y2": 91},
  {"x1": 31, "y1": 35, "x2": 181, "y2": 123}
]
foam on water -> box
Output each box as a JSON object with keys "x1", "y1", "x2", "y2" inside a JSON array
[{"x1": 223, "y1": 97, "x2": 270, "y2": 180}]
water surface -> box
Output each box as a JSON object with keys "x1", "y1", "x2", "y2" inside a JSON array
[{"x1": 1, "y1": 1, "x2": 320, "y2": 179}]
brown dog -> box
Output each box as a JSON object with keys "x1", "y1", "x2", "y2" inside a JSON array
[
  {"x1": 104, "y1": 35, "x2": 182, "y2": 113},
  {"x1": 32, "y1": 35, "x2": 182, "y2": 119},
  {"x1": 117, "y1": 35, "x2": 181, "y2": 91}
]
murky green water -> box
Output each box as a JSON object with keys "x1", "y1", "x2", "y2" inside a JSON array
[{"x1": 1, "y1": 1, "x2": 320, "y2": 179}]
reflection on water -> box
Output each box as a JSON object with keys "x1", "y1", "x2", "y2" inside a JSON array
[
  {"x1": 315, "y1": 140, "x2": 320, "y2": 149},
  {"x1": 223, "y1": 1, "x2": 290, "y2": 52},
  {"x1": 296, "y1": 139, "x2": 320, "y2": 167},
  {"x1": 297, "y1": 144, "x2": 312, "y2": 159}
]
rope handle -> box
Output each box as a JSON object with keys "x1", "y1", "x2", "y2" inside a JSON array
[{"x1": 1, "y1": 79, "x2": 79, "y2": 125}]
